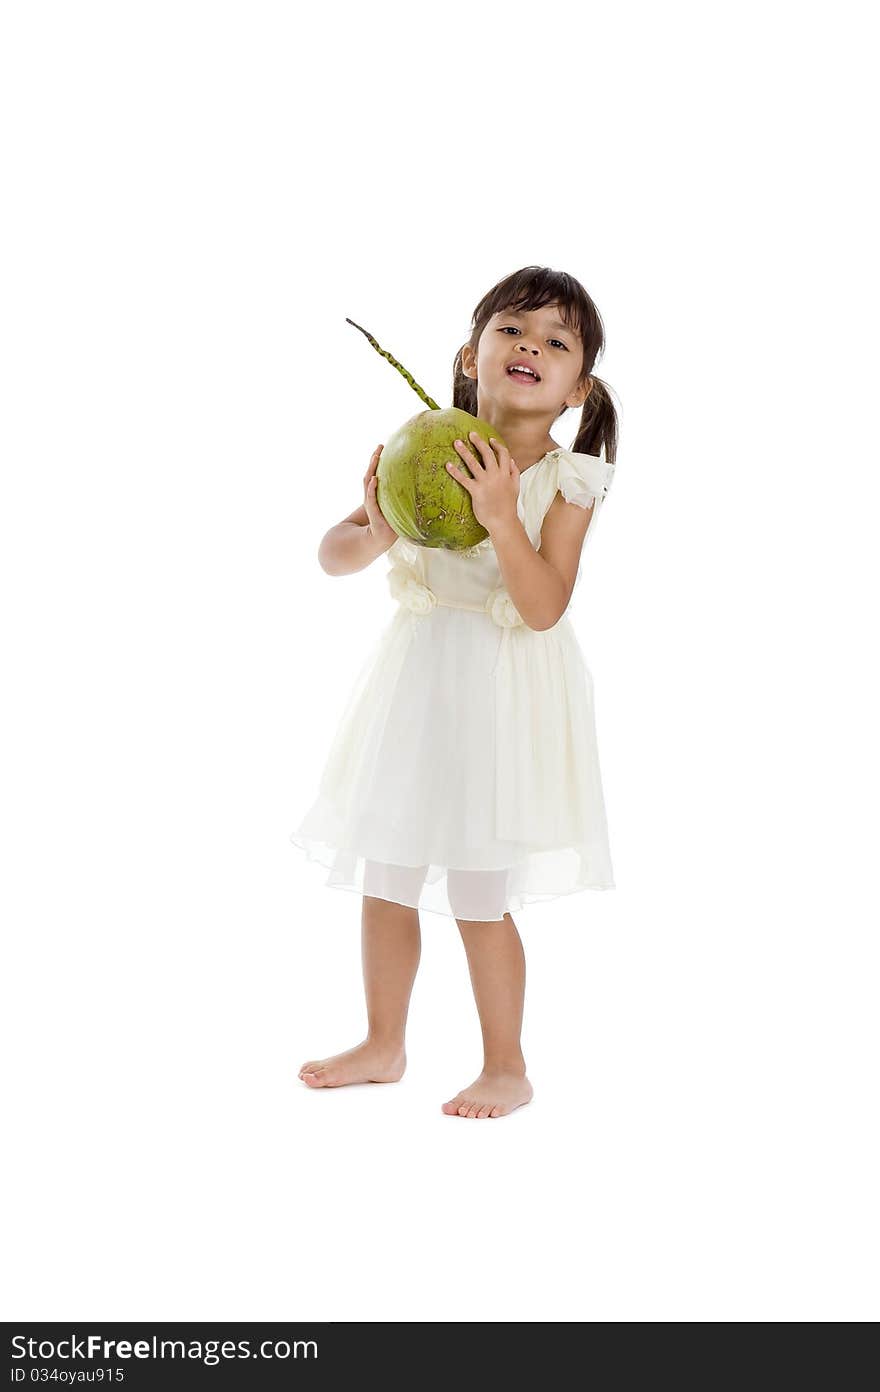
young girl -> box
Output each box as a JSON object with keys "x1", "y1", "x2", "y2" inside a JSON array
[{"x1": 290, "y1": 265, "x2": 618, "y2": 1118}]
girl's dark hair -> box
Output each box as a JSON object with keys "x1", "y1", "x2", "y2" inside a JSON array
[{"x1": 452, "y1": 265, "x2": 619, "y2": 465}]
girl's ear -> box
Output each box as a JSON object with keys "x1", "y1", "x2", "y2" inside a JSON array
[
  {"x1": 565, "y1": 376, "x2": 592, "y2": 409},
  {"x1": 461, "y1": 344, "x2": 477, "y2": 380}
]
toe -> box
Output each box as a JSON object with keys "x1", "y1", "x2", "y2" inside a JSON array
[
  {"x1": 476, "y1": 1104, "x2": 493, "y2": 1118},
  {"x1": 457, "y1": 1102, "x2": 472, "y2": 1116},
  {"x1": 465, "y1": 1103, "x2": 481, "y2": 1118},
  {"x1": 442, "y1": 1093, "x2": 466, "y2": 1112},
  {"x1": 489, "y1": 1104, "x2": 503, "y2": 1117},
  {"x1": 302, "y1": 1067, "x2": 327, "y2": 1088}
]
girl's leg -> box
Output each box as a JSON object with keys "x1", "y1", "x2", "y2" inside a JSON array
[
  {"x1": 299, "y1": 864, "x2": 426, "y2": 1089},
  {"x1": 441, "y1": 869, "x2": 534, "y2": 1118}
]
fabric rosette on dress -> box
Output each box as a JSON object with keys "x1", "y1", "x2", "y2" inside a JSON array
[
  {"x1": 484, "y1": 586, "x2": 524, "y2": 628},
  {"x1": 387, "y1": 560, "x2": 437, "y2": 616}
]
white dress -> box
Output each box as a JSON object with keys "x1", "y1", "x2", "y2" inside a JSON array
[{"x1": 290, "y1": 447, "x2": 616, "y2": 922}]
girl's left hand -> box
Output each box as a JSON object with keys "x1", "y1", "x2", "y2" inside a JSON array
[{"x1": 445, "y1": 431, "x2": 521, "y2": 534}]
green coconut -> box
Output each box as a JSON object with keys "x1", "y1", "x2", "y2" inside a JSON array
[{"x1": 347, "y1": 317, "x2": 508, "y2": 552}]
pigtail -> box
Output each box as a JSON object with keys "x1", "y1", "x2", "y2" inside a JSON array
[{"x1": 571, "y1": 374, "x2": 619, "y2": 466}]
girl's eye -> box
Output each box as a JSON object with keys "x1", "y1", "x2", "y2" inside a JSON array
[{"x1": 499, "y1": 326, "x2": 568, "y2": 349}]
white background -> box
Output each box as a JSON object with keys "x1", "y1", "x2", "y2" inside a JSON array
[{"x1": 2, "y1": 0, "x2": 877, "y2": 1323}]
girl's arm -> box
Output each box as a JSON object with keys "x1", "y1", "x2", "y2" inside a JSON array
[
  {"x1": 318, "y1": 503, "x2": 395, "y2": 576},
  {"x1": 491, "y1": 495, "x2": 596, "y2": 630},
  {"x1": 318, "y1": 443, "x2": 399, "y2": 576}
]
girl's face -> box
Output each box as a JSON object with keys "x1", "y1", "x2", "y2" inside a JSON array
[{"x1": 462, "y1": 303, "x2": 589, "y2": 413}]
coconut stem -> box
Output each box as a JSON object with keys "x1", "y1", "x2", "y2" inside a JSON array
[{"x1": 346, "y1": 318, "x2": 441, "y2": 411}]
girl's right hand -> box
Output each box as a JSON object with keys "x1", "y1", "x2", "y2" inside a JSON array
[{"x1": 363, "y1": 444, "x2": 400, "y2": 548}]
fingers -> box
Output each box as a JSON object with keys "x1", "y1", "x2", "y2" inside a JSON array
[
  {"x1": 364, "y1": 447, "x2": 379, "y2": 511},
  {"x1": 487, "y1": 435, "x2": 510, "y2": 461},
  {"x1": 364, "y1": 443, "x2": 383, "y2": 487},
  {"x1": 364, "y1": 481, "x2": 382, "y2": 532},
  {"x1": 454, "y1": 431, "x2": 486, "y2": 470},
  {"x1": 446, "y1": 458, "x2": 472, "y2": 489},
  {"x1": 362, "y1": 445, "x2": 399, "y2": 540},
  {"x1": 447, "y1": 429, "x2": 510, "y2": 489},
  {"x1": 447, "y1": 437, "x2": 481, "y2": 488},
  {"x1": 454, "y1": 430, "x2": 508, "y2": 470},
  {"x1": 446, "y1": 455, "x2": 475, "y2": 490}
]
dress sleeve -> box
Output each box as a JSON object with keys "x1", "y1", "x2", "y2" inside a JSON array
[{"x1": 555, "y1": 449, "x2": 615, "y2": 511}]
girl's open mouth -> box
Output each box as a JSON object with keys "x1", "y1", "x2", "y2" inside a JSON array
[{"x1": 506, "y1": 365, "x2": 541, "y2": 385}]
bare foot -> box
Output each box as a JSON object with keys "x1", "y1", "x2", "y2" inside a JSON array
[
  {"x1": 441, "y1": 1070, "x2": 534, "y2": 1118},
  {"x1": 298, "y1": 1040, "x2": 406, "y2": 1089}
]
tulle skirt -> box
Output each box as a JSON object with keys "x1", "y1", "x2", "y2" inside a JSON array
[{"x1": 290, "y1": 604, "x2": 614, "y2": 921}]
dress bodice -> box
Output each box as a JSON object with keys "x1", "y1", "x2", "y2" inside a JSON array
[{"x1": 385, "y1": 446, "x2": 615, "y2": 627}]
